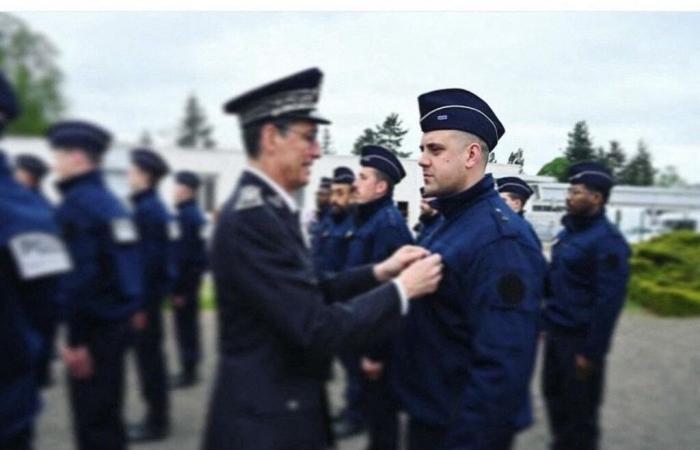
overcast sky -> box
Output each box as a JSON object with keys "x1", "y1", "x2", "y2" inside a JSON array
[{"x1": 15, "y1": 12, "x2": 700, "y2": 180}]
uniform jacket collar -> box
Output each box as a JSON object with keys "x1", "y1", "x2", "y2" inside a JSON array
[
  {"x1": 562, "y1": 208, "x2": 606, "y2": 233},
  {"x1": 244, "y1": 166, "x2": 298, "y2": 213},
  {"x1": 356, "y1": 194, "x2": 393, "y2": 224},
  {"x1": 176, "y1": 198, "x2": 198, "y2": 210},
  {"x1": 130, "y1": 187, "x2": 157, "y2": 204},
  {"x1": 434, "y1": 174, "x2": 496, "y2": 219},
  {"x1": 56, "y1": 170, "x2": 104, "y2": 195}
]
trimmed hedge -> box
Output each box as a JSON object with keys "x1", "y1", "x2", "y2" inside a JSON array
[{"x1": 628, "y1": 231, "x2": 700, "y2": 317}]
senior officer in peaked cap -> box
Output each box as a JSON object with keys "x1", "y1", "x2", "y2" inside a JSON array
[
  {"x1": 49, "y1": 120, "x2": 144, "y2": 450},
  {"x1": 202, "y1": 68, "x2": 443, "y2": 450},
  {"x1": 126, "y1": 148, "x2": 177, "y2": 442},
  {"x1": 1, "y1": 72, "x2": 72, "y2": 450},
  {"x1": 542, "y1": 162, "x2": 630, "y2": 450},
  {"x1": 170, "y1": 170, "x2": 208, "y2": 389},
  {"x1": 391, "y1": 88, "x2": 547, "y2": 450}
]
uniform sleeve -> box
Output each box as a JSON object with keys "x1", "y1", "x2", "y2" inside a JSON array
[
  {"x1": 442, "y1": 240, "x2": 543, "y2": 449},
  {"x1": 137, "y1": 211, "x2": 172, "y2": 298},
  {"x1": 581, "y1": 237, "x2": 630, "y2": 362},
  {"x1": 216, "y1": 209, "x2": 402, "y2": 355}
]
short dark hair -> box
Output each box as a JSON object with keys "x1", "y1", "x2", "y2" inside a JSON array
[
  {"x1": 506, "y1": 192, "x2": 526, "y2": 206},
  {"x1": 584, "y1": 184, "x2": 610, "y2": 204},
  {"x1": 241, "y1": 118, "x2": 295, "y2": 159},
  {"x1": 372, "y1": 168, "x2": 395, "y2": 197}
]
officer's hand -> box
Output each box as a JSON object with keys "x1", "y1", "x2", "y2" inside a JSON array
[
  {"x1": 361, "y1": 357, "x2": 384, "y2": 381},
  {"x1": 171, "y1": 295, "x2": 186, "y2": 309},
  {"x1": 62, "y1": 345, "x2": 94, "y2": 380},
  {"x1": 374, "y1": 245, "x2": 430, "y2": 282},
  {"x1": 131, "y1": 311, "x2": 148, "y2": 331},
  {"x1": 397, "y1": 253, "x2": 443, "y2": 299},
  {"x1": 575, "y1": 354, "x2": 594, "y2": 381}
]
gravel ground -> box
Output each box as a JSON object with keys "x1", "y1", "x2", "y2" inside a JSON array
[{"x1": 36, "y1": 310, "x2": 700, "y2": 450}]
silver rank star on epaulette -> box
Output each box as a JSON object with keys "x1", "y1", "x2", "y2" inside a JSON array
[
  {"x1": 494, "y1": 207, "x2": 509, "y2": 222},
  {"x1": 234, "y1": 185, "x2": 264, "y2": 211}
]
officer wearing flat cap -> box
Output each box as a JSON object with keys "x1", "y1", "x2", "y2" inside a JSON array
[
  {"x1": 542, "y1": 161, "x2": 630, "y2": 450},
  {"x1": 310, "y1": 175, "x2": 334, "y2": 272},
  {"x1": 49, "y1": 120, "x2": 143, "y2": 450},
  {"x1": 497, "y1": 176, "x2": 541, "y2": 247},
  {"x1": 391, "y1": 88, "x2": 547, "y2": 450},
  {"x1": 170, "y1": 170, "x2": 208, "y2": 389},
  {"x1": 202, "y1": 68, "x2": 442, "y2": 450},
  {"x1": 1, "y1": 72, "x2": 72, "y2": 450},
  {"x1": 13, "y1": 153, "x2": 62, "y2": 389},
  {"x1": 338, "y1": 144, "x2": 413, "y2": 449},
  {"x1": 126, "y1": 148, "x2": 177, "y2": 442}
]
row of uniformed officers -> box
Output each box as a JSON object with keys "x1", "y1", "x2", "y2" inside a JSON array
[
  {"x1": 1, "y1": 72, "x2": 208, "y2": 449},
  {"x1": 1, "y1": 65, "x2": 631, "y2": 450}
]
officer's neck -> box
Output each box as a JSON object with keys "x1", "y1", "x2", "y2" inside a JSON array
[{"x1": 250, "y1": 158, "x2": 295, "y2": 194}]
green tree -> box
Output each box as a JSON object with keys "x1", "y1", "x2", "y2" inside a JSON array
[
  {"x1": 538, "y1": 156, "x2": 570, "y2": 182},
  {"x1": 0, "y1": 13, "x2": 65, "y2": 135},
  {"x1": 655, "y1": 165, "x2": 687, "y2": 188},
  {"x1": 352, "y1": 113, "x2": 411, "y2": 157},
  {"x1": 565, "y1": 121, "x2": 595, "y2": 164},
  {"x1": 619, "y1": 140, "x2": 655, "y2": 186},
  {"x1": 139, "y1": 130, "x2": 153, "y2": 146},
  {"x1": 320, "y1": 127, "x2": 335, "y2": 155},
  {"x1": 176, "y1": 94, "x2": 215, "y2": 149},
  {"x1": 508, "y1": 148, "x2": 525, "y2": 166},
  {"x1": 604, "y1": 140, "x2": 627, "y2": 179}
]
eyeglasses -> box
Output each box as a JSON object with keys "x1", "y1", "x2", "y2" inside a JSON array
[{"x1": 283, "y1": 128, "x2": 318, "y2": 145}]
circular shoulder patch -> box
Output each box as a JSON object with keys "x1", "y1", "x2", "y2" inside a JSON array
[{"x1": 498, "y1": 273, "x2": 525, "y2": 306}]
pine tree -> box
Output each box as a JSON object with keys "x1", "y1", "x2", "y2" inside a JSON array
[
  {"x1": 176, "y1": 94, "x2": 216, "y2": 149},
  {"x1": 604, "y1": 140, "x2": 627, "y2": 179},
  {"x1": 564, "y1": 121, "x2": 595, "y2": 164},
  {"x1": 619, "y1": 140, "x2": 655, "y2": 186},
  {"x1": 352, "y1": 113, "x2": 410, "y2": 157},
  {"x1": 139, "y1": 130, "x2": 153, "y2": 146}
]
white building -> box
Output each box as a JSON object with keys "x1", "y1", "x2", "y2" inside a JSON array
[{"x1": 3, "y1": 137, "x2": 700, "y2": 243}]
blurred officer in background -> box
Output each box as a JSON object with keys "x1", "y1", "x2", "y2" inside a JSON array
[
  {"x1": 1, "y1": 71, "x2": 72, "y2": 450},
  {"x1": 14, "y1": 153, "x2": 60, "y2": 389},
  {"x1": 341, "y1": 144, "x2": 413, "y2": 449},
  {"x1": 126, "y1": 148, "x2": 176, "y2": 442},
  {"x1": 313, "y1": 166, "x2": 356, "y2": 276},
  {"x1": 50, "y1": 120, "x2": 143, "y2": 450},
  {"x1": 202, "y1": 67, "x2": 442, "y2": 450},
  {"x1": 170, "y1": 170, "x2": 208, "y2": 389},
  {"x1": 497, "y1": 176, "x2": 541, "y2": 248},
  {"x1": 413, "y1": 188, "x2": 443, "y2": 244},
  {"x1": 392, "y1": 88, "x2": 546, "y2": 450},
  {"x1": 310, "y1": 176, "x2": 333, "y2": 270},
  {"x1": 543, "y1": 161, "x2": 631, "y2": 450}
]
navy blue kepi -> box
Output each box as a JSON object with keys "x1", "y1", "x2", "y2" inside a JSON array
[{"x1": 360, "y1": 145, "x2": 406, "y2": 184}]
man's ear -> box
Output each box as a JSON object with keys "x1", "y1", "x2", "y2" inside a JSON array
[
  {"x1": 464, "y1": 142, "x2": 481, "y2": 170},
  {"x1": 259, "y1": 123, "x2": 279, "y2": 157}
]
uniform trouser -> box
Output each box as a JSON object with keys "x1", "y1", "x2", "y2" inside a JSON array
[
  {"x1": 0, "y1": 427, "x2": 33, "y2": 450},
  {"x1": 36, "y1": 319, "x2": 57, "y2": 386},
  {"x1": 133, "y1": 298, "x2": 169, "y2": 426},
  {"x1": 68, "y1": 320, "x2": 129, "y2": 450},
  {"x1": 174, "y1": 283, "x2": 202, "y2": 372},
  {"x1": 543, "y1": 331, "x2": 605, "y2": 450},
  {"x1": 338, "y1": 348, "x2": 364, "y2": 424},
  {"x1": 362, "y1": 376, "x2": 398, "y2": 450},
  {"x1": 407, "y1": 419, "x2": 515, "y2": 450}
]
